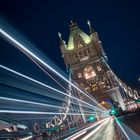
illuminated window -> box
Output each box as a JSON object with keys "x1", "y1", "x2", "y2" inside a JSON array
[
  {"x1": 79, "y1": 44, "x2": 83, "y2": 48},
  {"x1": 78, "y1": 73, "x2": 82, "y2": 78},
  {"x1": 84, "y1": 65, "x2": 96, "y2": 79},
  {"x1": 97, "y1": 66, "x2": 102, "y2": 71}
]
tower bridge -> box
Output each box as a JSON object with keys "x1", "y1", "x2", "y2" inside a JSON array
[
  {"x1": 59, "y1": 21, "x2": 140, "y2": 112},
  {"x1": 0, "y1": 20, "x2": 140, "y2": 140}
]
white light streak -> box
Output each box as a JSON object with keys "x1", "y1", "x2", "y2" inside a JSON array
[
  {"x1": 0, "y1": 64, "x2": 105, "y2": 113},
  {"x1": 65, "y1": 117, "x2": 110, "y2": 140},
  {"x1": 20, "y1": 136, "x2": 32, "y2": 140},
  {"x1": 0, "y1": 110, "x2": 96, "y2": 116},
  {"x1": 81, "y1": 118, "x2": 111, "y2": 140},
  {"x1": 0, "y1": 29, "x2": 106, "y2": 111},
  {"x1": 70, "y1": 131, "x2": 87, "y2": 140},
  {"x1": 4, "y1": 128, "x2": 12, "y2": 132},
  {"x1": 114, "y1": 117, "x2": 131, "y2": 140},
  {"x1": 0, "y1": 96, "x2": 64, "y2": 109}
]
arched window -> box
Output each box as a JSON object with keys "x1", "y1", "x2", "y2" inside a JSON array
[{"x1": 84, "y1": 65, "x2": 96, "y2": 79}]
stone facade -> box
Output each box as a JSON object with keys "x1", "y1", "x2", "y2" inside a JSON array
[{"x1": 59, "y1": 21, "x2": 126, "y2": 110}]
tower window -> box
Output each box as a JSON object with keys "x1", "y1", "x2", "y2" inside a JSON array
[
  {"x1": 97, "y1": 66, "x2": 102, "y2": 71},
  {"x1": 84, "y1": 65, "x2": 96, "y2": 80},
  {"x1": 78, "y1": 44, "x2": 82, "y2": 48},
  {"x1": 83, "y1": 50, "x2": 87, "y2": 56},
  {"x1": 74, "y1": 53, "x2": 78, "y2": 58},
  {"x1": 87, "y1": 48, "x2": 91, "y2": 53},
  {"x1": 78, "y1": 73, "x2": 82, "y2": 78}
]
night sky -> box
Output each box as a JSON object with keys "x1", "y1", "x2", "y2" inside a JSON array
[{"x1": 0, "y1": 0, "x2": 140, "y2": 89}]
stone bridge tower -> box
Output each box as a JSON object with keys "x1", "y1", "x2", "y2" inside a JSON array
[{"x1": 59, "y1": 21, "x2": 126, "y2": 111}]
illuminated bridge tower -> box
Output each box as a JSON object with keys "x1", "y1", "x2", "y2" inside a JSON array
[{"x1": 59, "y1": 21, "x2": 126, "y2": 111}]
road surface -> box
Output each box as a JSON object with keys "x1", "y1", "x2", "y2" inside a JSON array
[{"x1": 81, "y1": 118, "x2": 115, "y2": 140}]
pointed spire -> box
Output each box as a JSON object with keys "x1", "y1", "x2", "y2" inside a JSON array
[
  {"x1": 58, "y1": 32, "x2": 62, "y2": 40},
  {"x1": 87, "y1": 20, "x2": 95, "y2": 34},
  {"x1": 69, "y1": 20, "x2": 78, "y2": 30},
  {"x1": 58, "y1": 32, "x2": 66, "y2": 46},
  {"x1": 70, "y1": 20, "x2": 74, "y2": 25}
]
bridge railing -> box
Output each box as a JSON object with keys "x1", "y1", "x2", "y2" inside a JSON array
[{"x1": 114, "y1": 117, "x2": 130, "y2": 140}]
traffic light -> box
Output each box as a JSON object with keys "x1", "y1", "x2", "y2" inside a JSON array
[
  {"x1": 111, "y1": 109, "x2": 116, "y2": 115},
  {"x1": 88, "y1": 115, "x2": 95, "y2": 122},
  {"x1": 111, "y1": 109, "x2": 115, "y2": 114},
  {"x1": 136, "y1": 98, "x2": 140, "y2": 103}
]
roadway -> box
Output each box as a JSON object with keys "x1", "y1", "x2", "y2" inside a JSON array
[
  {"x1": 64, "y1": 112, "x2": 140, "y2": 140},
  {"x1": 64, "y1": 117, "x2": 115, "y2": 140},
  {"x1": 80, "y1": 118, "x2": 114, "y2": 140},
  {"x1": 82, "y1": 118, "x2": 114, "y2": 140}
]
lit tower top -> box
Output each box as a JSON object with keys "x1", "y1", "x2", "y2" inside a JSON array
[
  {"x1": 59, "y1": 20, "x2": 104, "y2": 69},
  {"x1": 87, "y1": 20, "x2": 95, "y2": 34},
  {"x1": 58, "y1": 32, "x2": 66, "y2": 46},
  {"x1": 67, "y1": 21, "x2": 91, "y2": 50},
  {"x1": 58, "y1": 32, "x2": 67, "y2": 56}
]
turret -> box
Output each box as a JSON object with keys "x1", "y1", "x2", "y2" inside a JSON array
[
  {"x1": 58, "y1": 32, "x2": 67, "y2": 57},
  {"x1": 69, "y1": 20, "x2": 78, "y2": 31},
  {"x1": 87, "y1": 20, "x2": 99, "y2": 42},
  {"x1": 67, "y1": 21, "x2": 91, "y2": 50},
  {"x1": 87, "y1": 20, "x2": 107, "y2": 60}
]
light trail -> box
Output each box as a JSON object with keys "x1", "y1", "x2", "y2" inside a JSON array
[
  {"x1": 0, "y1": 64, "x2": 105, "y2": 113},
  {"x1": 0, "y1": 64, "x2": 66, "y2": 98},
  {"x1": 0, "y1": 96, "x2": 104, "y2": 117},
  {"x1": 0, "y1": 96, "x2": 64, "y2": 109},
  {"x1": 69, "y1": 131, "x2": 87, "y2": 140},
  {"x1": 64, "y1": 117, "x2": 110, "y2": 140},
  {"x1": 0, "y1": 28, "x2": 106, "y2": 111},
  {"x1": 13, "y1": 111, "x2": 104, "y2": 121},
  {"x1": 29, "y1": 55, "x2": 104, "y2": 112},
  {"x1": 27, "y1": 54, "x2": 67, "y2": 91},
  {"x1": 0, "y1": 110, "x2": 98, "y2": 116},
  {"x1": 114, "y1": 117, "x2": 131, "y2": 140},
  {"x1": 0, "y1": 95, "x2": 104, "y2": 116},
  {"x1": 20, "y1": 136, "x2": 32, "y2": 140},
  {"x1": 81, "y1": 117, "x2": 112, "y2": 140}
]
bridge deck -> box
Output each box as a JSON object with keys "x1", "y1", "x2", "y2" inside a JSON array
[{"x1": 81, "y1": 118, "x2": 115, "y2": 140}]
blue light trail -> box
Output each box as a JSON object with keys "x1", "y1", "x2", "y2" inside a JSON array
[
  {"x1": 0, "y1": 28, "x2": 106, "y2": 112},
  {"x1": 0, "y1": 64, "x2": 105, "y2": 113},
  {"x1": 0, "y1": 96, "x2": 64, "y2": 109}
]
